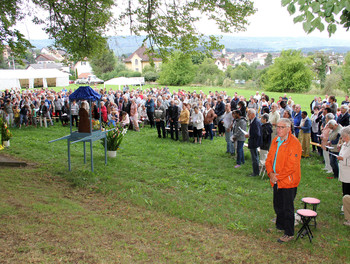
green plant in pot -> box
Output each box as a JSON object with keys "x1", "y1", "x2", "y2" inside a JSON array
[{"x1": 101, "y1": 124, "x2": 127, "y2": 152}]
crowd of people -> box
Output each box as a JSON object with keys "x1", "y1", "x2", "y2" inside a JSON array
[{"x1": 1, "y1": 86, "x2": 350, "y2": 232}]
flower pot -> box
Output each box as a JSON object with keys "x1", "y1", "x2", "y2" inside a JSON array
[
  {"x1": 107, "y1": 150, "x2": 117, "y2": 158},
  {"x1": 3, "y1": 140, "x2": 10, "y2": 147}
]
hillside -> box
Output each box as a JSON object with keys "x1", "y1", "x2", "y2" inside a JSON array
[{"x1": 29, "y1": 35, "x2": 350, "y2": 55}]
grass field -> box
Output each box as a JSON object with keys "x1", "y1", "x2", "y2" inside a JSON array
[{"x1": 1, "y1": 124, "x2": 349, "y2": 263}]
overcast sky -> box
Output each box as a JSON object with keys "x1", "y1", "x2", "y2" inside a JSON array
[{"x1": 15, "y1": 0, "x2": 349, "y2": 40}]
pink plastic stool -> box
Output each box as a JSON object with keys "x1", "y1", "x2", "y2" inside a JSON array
[
  {"x1": 296, "y1": 209, "x2": 317, "y2": 243},
  {"x1": 301, "y1": 197, "x2": 320, "y2": 228}
]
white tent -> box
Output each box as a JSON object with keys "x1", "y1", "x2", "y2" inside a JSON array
[
  {"x1": 104, "y1": 77, "x2": 145, "y2": 89},
  {"x1": 0, "y1": 69, "x2": 69, "y2": 90}
]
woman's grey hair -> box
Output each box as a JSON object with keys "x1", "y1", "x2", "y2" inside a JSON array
[
  {"x1": 341, "y1": 104, "x2": 349, "y2": 111},
  {"x1": 327, "y1": 119, "x2": 337, "y2": 126},
  {"x1": 248, "y1": 108, "x2": 256, "y2": 116},
  {"x1": 341, "y1": 125, "x2": 350, "y2": 137},
  {"x1": 277, "y1": 118, "x2": 291, "y2": 127},
  {"x1": 325, "y1": 113, "x2": 335, "y2": 120}
]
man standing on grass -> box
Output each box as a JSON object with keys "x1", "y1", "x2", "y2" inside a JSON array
[
  {"x1": 265, "y1": 118, "x2": 302, "y2": 243},
  {"x1": 245, "y1": 108, "x2": 262, "y2": 177}
]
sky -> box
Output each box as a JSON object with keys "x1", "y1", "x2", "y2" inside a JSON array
[{"x1": 15, "y1": 0, "x2": 349, "y2": 40}]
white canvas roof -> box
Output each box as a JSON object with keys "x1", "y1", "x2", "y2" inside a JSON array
[
  {"x1": 0, "y1": 69, "x2": 69, "y2": 90},
  {"x1": 104, "y1": 77, "x2": 145, "y2": 88}
]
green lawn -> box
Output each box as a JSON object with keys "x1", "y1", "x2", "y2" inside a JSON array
[{"x1": 1, "y1": 124, "x2": 349, "y2": 263}]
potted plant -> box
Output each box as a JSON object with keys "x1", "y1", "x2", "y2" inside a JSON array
[
  {"x1": 0, "y1": 118, "x2": 13, "y2": 147},
  {"x1": 101, "y1": 124, "x2": 127, "y2": 157}
]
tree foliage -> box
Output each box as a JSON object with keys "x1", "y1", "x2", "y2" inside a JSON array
[
  {"x1": 264, "y1": 53, "x2": 273, "y2": 66},
  {"x1": 310, "y1": 51, "x2": 330, "y2": 89},
  {"x1": 342, "y1": 52, "x2": 350, "y2": 93},
  {"x1": 0, "y1": 0, "x2": 33, "y2": 58},
  {"x1": 226, "y1": 62, "x2": 260, "y2": 81},
  {"x1": 1, "y1": 0, "x2": 256, "y2": 60},
  {"x1": 282, "y1": 0, "x2": 350, "y2": 36},
  {"x1": 158, "y1": 51, "x2": 195, "y2": 86},
  {"x1": 262, "y1": 50, "x2": 314, "y2": 93},
  {"x1": 90, "y1": 46, "x2": 116, "y2": 77},
  {"x1": 192, "y1": 58, "x2": 224, "y2": 85}
]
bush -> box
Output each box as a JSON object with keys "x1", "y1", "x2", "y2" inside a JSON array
[
  {"x1": 222, "y1": 78, "x2": 234, "y2": 88},
  {"x1": 324, "y1": 73, "x2": 343, "y2": 94},
  {"x1": 143, "y1": 71, "x2": 159, "y2": 82}
]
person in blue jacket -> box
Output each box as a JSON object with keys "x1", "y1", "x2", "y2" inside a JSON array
[
  {"x1": 292, "y1": 104, "x2": 302, "y2": 138},
  {"x1": 145, "y1": 94, "x2": 155, "y2": 128}
]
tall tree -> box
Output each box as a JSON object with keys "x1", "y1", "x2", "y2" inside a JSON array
[
  {"x1": 90, "y1": 46, "x2": 116, "y2": 77},
  {"x1": 342, "y1": 52, "x2": 350, "y2": 93},
  {"x1": 158, "y1": 51, "x2": 195, "y2": 86},
  {"x1": 262, "y1": 50, "x2": 314, "y2": 93},
  {"x1": 1, "y1": 0, "x2": 256, "y2": 60},
  {"x1": 310, "y1": 51, "x2": 330, "y2": 89},
  {"x1": 264, "y1": 53, "x2": 273, "y2": 66},
  {"x1": 282, "y1": 0, "x2": 350, "y2": 36}
]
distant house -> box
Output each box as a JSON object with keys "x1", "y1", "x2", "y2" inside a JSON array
[
  {"x1": 215, "y1": 58, "x2": 230, "y2": 71},
  {"x1": 35, "y1": 54, "x2": 57, "y2": 64},
  {"x1": 73, "y1": 60, "x2": 93, "y2": 78},
  {"x1": 124, "y1": 45, "x2": 162, "y2": 73},
  {"x1": 40, "y1": 47, "x2": 66, "y2": 62}
]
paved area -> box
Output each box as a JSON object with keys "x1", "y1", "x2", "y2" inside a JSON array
[{"x1": 0, "y1": 153, "x2": 27, "y2": 167}]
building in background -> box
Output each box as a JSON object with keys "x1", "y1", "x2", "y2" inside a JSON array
[{"x1": 124, "y1": 45, "x2": 162, "y2": 73}]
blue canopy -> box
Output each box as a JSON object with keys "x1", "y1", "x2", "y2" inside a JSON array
[{"x1": 69, "y1": 86, "x2": 102, "y2": 101}]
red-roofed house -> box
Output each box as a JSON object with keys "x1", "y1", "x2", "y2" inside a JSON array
[
  {"x1": 35, "y1": 54, "x2": 57, "y2": 64},
  {"x1": 124, "y1": 45, "x2": 162, "y2": 73}
]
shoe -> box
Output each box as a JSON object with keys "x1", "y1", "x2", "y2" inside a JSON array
[
  {"x1": 277, "y1": 235, "x2": 294, "y2": 243},
  {"x1": 234, "y1": 165, "x2": 241, "y2": 168},
  {"x1": 326, "y1": 170, "x2": 333, "y2": 174},
  {"x1": 322, "y1": 168, "x2": 328, "y2": 171},
  {"x1": 343, "y1": 220, "x2": 350, "y2": 226}
]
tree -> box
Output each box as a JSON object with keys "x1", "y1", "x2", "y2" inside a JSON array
[
  {"x1": 342, "y1": 52, "x2": 350, "y2": 93},
  {"x1": 262, "y1": 50, "x2": 314, "y2": 93},
  {"x1": 0, "y1": 54, "x2": 8, "y2": 69},
  {"x1": 158, "y1": 51, "x2": 195, "y2": 86},
  {"x1": 310, "y1": 51, "x2": 330, "y2": 89},
  {"x1": 1, "y1": 0, "x2": 256, "y2": 60},
  {"x1": 282, "y1": 0, "x2": 350, "y2": 36},
  {"x1": 0, "y1": 0, "x2": 33, "y2": 59},
  {"x1": 226, "y1": 62, "x2": 259, "y2": 81},
  {"x1": 90, "y1": 46, "x2": 116, "y2": 77},
  {"x1": 264, "y1": 53, "x2": 273, "y2": 66},
  {"x1": 192, "y1": 58, "x2": 224, "y2": 85},
  {"x1": 324, "y1": 73, "x2": 343, "y2": 94}
]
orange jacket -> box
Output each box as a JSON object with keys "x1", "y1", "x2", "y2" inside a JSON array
[{"x1": 265, "y1": 133, "x2": 302, "y2": 189}]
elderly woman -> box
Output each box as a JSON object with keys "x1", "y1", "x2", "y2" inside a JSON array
[
  {"x1": 337, "y1": 126, "x2": 350, "y2": 197},
  {"x1": 192, "y1": 106, "x2": 204, "y2": 144},
  {"x1": 320, "y1": 113, "x2": 335, "y2": 173},
  {"x1": 130, "y1": 98, "x2": 140, "y2": 131},
  {"x1": 327, "y1": 120, "x2": 343, "y2": 179}
]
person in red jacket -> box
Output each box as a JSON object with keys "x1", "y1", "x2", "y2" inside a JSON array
[{"x1": 265, "y1": 118, "x2": 302, "y2": 243}]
